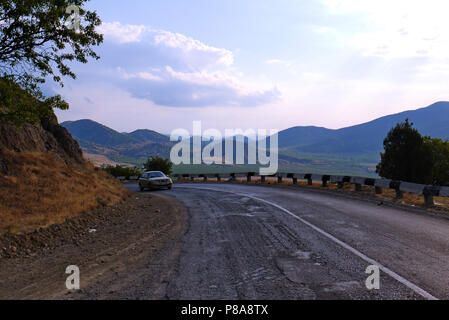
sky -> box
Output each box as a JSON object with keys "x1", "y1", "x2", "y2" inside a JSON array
[{"x1": 54, "y1": 0, "x2": 449, "y2": 133}]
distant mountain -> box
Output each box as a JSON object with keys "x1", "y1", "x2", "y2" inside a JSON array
[
  {"x1": 126, "y1": 129, "x2": 170, "y2": 144},
  {"x1": 62, "y1": 101, "x2": 449, "y2": 174},
  {"x1": 279, "y1": 101, "x2": 449, "y2": 155},
  {"x1": 61, "y1": 120, "x2": 173, "y2": 165},
  {"x1": 278, "y1": 126, "x2": 334, "y2": 148},
  {"x1": 62, "y1": 119, "x2": 139, "y2": 147}
]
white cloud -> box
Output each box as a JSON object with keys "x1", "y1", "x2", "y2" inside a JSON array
[
  {"x1": 92, "y1": 22, "x2": 280, "y2": 108},
  {"x1": 98, "y1": 22, "x2": 147, "y2": 43},
  {"x1": 154, "y1": 30, "x2": 234, "y2": 66},
  {"x1": 117, "y1": 67, "x2": 163, "y2": 82},
  {"x1": 98, "y1": 22, "x2": 234, "y2": 70},
  {"x1": 116, "y1": 66, "x2": 281, "y2": 107}
]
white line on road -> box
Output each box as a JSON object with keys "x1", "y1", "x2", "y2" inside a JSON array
[{"x1": 177, "y1": 185, "x2": 439, "y2": 300}]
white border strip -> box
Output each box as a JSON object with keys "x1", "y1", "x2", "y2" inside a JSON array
[{"x1": 178, "y1": 185, "x2": 438, "y2": 300}]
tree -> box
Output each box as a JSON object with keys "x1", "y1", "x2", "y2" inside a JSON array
[
  {"x1": 424, "y1": 137, "x2": 449, "y2": 186},
  {"x1": 376, "y1": 119, "x2": 433, "y2": 184},
  {"x1": 0, "y1": 0, "x2": 103, "y2": 124},
  {"x1": 143, "y1": 157, "x2": 173, "y2": 175}
]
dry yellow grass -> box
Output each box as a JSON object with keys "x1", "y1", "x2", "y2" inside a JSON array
[{"x1": 0, "y1": 150, "x2": 130, "y2": 235}]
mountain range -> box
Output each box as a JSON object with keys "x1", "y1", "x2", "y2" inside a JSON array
[{"x1": 61, "y1": 101, "x2": 449, "y2": 176}]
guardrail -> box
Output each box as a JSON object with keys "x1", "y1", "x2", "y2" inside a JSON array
[{"x1": 173, "y1": 172, "x2": 449, "y2": 207}]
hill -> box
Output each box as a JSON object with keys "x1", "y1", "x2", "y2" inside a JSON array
[
  {"x1": 127, "y1": 129, "x2": 170, "y2": 144},
  {"x1": 0, "y1": 115, "x2": 129, "y2": 234},
  {"x1": 62, "y1": 119, "x2": 139, "y2": 147},
  {"x1": 0, "y1": 80, "x2": 129, "y2": 234},
  {"x1": 62, "y1": 101, "x2": 449, "y2": 176},
  {"x1": 61, "y1": 120, "x2": 174, "y2": 166},
  {"x1": 280, "y1": 101, "x2": 449, "y2": 154}
]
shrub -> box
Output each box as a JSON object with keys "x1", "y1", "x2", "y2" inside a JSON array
[
  {"x1": 143, "y1": 157, "x2": 173, "y2": 175},
  {"x1": 103, "y1": 165, "x2": 142, "y2": 178}
]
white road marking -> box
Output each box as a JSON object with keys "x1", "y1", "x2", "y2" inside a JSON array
[{"x1": 178, "y1": 185, "x2": 439, "y2": 300}]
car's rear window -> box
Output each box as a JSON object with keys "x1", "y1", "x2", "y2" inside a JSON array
[{"x1": 149, "y1": 172, "x2": 165, "y2": 178}]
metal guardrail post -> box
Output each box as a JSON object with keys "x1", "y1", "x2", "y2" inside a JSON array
[
  {"x1": 390, "y1": 181, "x2": 402, "y2": 199},
  {"x1": 175, "y1": 171, "x2": 448, "y2": 208},
  {"x1": 423, "y1": 186, "x2": 439, "y2": 207},
  {"x1": 424, "y1": 194, "x2": 434, "y2": 207},
  {"x1": 322, "y1": 175, "x2": 330, "y2": 188},
  {"x1": 305, "y1": 174, "x2": 312, "y2": 185}
]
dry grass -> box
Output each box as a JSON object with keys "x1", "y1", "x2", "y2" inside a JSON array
[{"x1": 0, "y1": 150, "x2": 130, "y2": 235}]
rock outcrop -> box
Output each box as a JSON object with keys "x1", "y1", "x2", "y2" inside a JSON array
[{"x1": 0, "y1": 113, "x2": 84, "y2": 175}]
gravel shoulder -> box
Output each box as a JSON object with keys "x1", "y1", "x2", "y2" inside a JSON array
[{"x1": 0, "y1": 192, "x2": 188, "y2": 300}]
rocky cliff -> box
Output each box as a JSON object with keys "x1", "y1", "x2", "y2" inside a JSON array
[{"x1": 0, "y1": 113, "x2": 84, "y2": 175}]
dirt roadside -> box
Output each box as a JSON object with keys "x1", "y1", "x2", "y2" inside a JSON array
[{"x1": 0, "y1": 192, "x2": 188, "y2": 300}]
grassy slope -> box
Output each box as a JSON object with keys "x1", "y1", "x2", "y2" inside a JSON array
[{"x1": 0, "y1": 149, "x2": 130, "y2": 235}]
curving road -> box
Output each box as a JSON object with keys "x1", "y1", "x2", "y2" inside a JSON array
[{"x1": 139, "y1": 182, "x2": 449, "y2": 300}]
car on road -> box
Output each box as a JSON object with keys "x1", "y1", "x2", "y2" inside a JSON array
[{"x1": 138, "y1": 171, "x2": 173, "y2": 191}]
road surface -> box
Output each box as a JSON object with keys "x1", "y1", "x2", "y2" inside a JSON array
[
  {"x1": 130, "y1": 182, "x2": 449, "y2": 300},
  {"x1": 3, "y1": 182, "x2": 447, "y2": 300}
]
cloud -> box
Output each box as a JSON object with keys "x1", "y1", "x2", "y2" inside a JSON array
[
  {"x1": 98, "y1": 22, "x2": 233, "y2": 70},
  {"x1": 117, "y1": 66, "x2": 281, "y2": 107},
  {"x1": 154, "y1": 30, "x2": 234, "y2": 67},
  {"x1": 91, "y1": 21, "x2": 280, "y2": 108},
  {"x1": 98, "y1": 22, "x2": 147, "y2": 43}
]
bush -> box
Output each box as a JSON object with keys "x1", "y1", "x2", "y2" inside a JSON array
[
  {"x1": 143, "y1": 157, "x2": 173, "y2": 175},
  {"x1": 103, "y1": 165, "x2": 142, "y2": 178}
]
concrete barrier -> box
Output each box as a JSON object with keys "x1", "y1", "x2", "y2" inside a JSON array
[
  {"x1": 399, "y1": 182, "x2": 425, "y2": 194},
  {"x1": 374, "y1": 179, "x2": 392, "y2": 189},
  {"x1": 439, "y1": 187, "x2": 449, "y2": 197}
]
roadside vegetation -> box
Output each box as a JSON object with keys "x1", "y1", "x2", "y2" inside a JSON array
[
  {"x1": 144, "y1": 157, "x2": 173, "y2": 175},
  {"x1": 0, "y1": 149, "x2": 129, "y2": 235},
  {"x1": 0, "y1": 0, "x2": 102, "y2": 124},
  {"x1": 0, "y1": 1, "x2": 131, "y2": 235},
  {"x1": 377, "y1": 119, "x2": 449, "y2": 186},
  {"x1": 103, "y1": 165, "x2": 142, "y2": 178}
]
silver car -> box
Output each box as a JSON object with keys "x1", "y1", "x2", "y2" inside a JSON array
[{"x1": 138, "y1": 171, "x2": 173, "y2": 191}]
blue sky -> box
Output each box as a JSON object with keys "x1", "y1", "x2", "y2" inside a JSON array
[{"x1": 55, "y1": 0, "x2": 449, "y2": 133}]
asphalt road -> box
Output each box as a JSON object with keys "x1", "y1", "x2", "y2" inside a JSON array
[{"x1": 126, "y1": 183, "x2": 449, "y2": 300}]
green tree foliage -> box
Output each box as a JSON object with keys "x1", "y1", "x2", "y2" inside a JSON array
[
  {"x1": 143, "y1": 157, "x2": 173, "y2": 175},
  {"x1": 376, "y1": 119, "x2": 433, "y2": 184},
  {"x1": 0, "y1": 0, "x2": 103, "y2": 124},
  {"x1": 0, "y1": 77, "x2": 68, "y2": 124},
  {"x1": 103, "y1": 165, "x2": 142, "y2": 178},
  {"x1": 424, "y1": 137, "x2": 449, "y2": 186}
]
